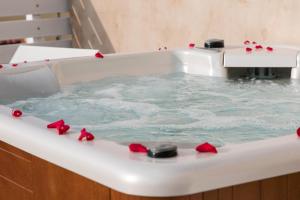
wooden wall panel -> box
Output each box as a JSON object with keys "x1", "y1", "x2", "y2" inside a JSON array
[
  {"x1": 173, "y1": 196, "x2": 193, "y2": 200},
  {"x1": 0, "y1": 140, "x2": 33, "y2": 191},
  {"x1": 287, "y1": 172, "x2": 300, "y2": 200},
  {"x1": 261, "y1": 176, "x2": 287, "y2": 200},
  {"x1": 0, "y1": 0, "x2": 72, "y2": 63},
  {"x1": 0, "y1": 0, "x2": 69, "y2": 17},
  {"x1": 1, "y1": 140, "x2": 300, "y2": 200},
  {"x1": 0, "y1": 147, "x2": 33, "y2": 190},
  {"x1": 218, "y1": 187, "x2": 232, "y2": 200},
  {"x1": 233, "y1": 182, "x2": 260, "y2": 200},
  {"x1": 203, "y1": 190, "x2": 218, "y2": 200},
  {"x1": 32, "y1": 157, "x2": 110, "y2": 200},
  {"x1": 0, "y1": 140, "x2": 32, "y2": 160},
  {"x1": 111, "y1": 190, "x2": 140, "y2": 200},
  {"x1": 0, "y1": 17, "x2": 71, "y2": 41},
  {"x1": 190, "y1": 193, "x2": 203, "y2": 200},
  {"x1": 0, "y1": 175, "x2": 33, "y2": 200}
]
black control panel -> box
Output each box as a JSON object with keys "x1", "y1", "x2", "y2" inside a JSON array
[
  {"x1": 204, "y1": 39, "x2": 224, "y2": 48},
  {"x1": 147, "y1": 144, "x2": 178, "y2": 158}
]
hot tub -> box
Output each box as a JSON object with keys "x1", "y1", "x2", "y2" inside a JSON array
[{"x1": 1, "y1": 46, "x2": 300, "y2": 200}]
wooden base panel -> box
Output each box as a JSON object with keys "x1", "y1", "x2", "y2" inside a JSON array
[{"x1": 1, "y1": 140, "x2": 300, "y2": 200}]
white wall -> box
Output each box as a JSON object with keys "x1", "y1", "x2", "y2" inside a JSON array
[{"x1": 87, "y1": 0, "x2": 300, "y2": 52}]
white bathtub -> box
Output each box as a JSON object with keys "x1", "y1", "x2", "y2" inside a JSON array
[{"x1": 0, "y1": 48, "x2": 300, "y2": 197}]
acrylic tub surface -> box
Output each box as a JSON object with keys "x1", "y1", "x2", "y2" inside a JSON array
[{"x1": 0, "y1": 48, "x2": 300, "y2": 197}]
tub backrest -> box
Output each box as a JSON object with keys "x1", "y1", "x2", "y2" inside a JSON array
[
  {"x1": 0, "y1": 0, "x2": 72, "y2": 64},
  {"x1": 0, "y1": 65, "x2": 60, "y2": 104},
  {"x1": 50, "y1": 51, "x2": 181, "y2": 86}
]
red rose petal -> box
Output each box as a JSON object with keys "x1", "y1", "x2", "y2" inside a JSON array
[
  {"x1": 95, "y1": 52, "x2": 104, "y2": 59},
  {"x1": 245, "y1": 47, "x2": 252, "y2": 52},
  {"x1": 47, "y1": 119, "x2": 65, "y2": 129},
  {"x1": 86, "y1": 133, "x2": 95, "y2": 141},
  {"x1": 297, "y1": 127, "x2": 300, "y2": 137},
  {"x1": 47, "y1": 120, "x2": 70, "y2": 135},
  {"x1": 189, "y1": 43, "x2": 195, "y2": 48},
  {"x1": 78, "y1": 128, "x2": 87, "y2": 141},
  {"x1": 252, "y1": 41, "x2": 257, "y2": 44},
  {"x1": 0, "y1": 64, "x2": 3, "y2": 69},
  {"x1": 12, "y1": 64, "x2": 18, "y2": 67},
  {"x1": 57, "y1": 124, "x2": 70, "y2": 135},
  {"x1": 129, "y1": 143, "x2": 148, "y2": 153},
  {"x1": 255, "y1": 45, "x2": 263, "y2": 49},
  {"x1": 244, "y1": 40, "x2": 250, "y2": 45},
  {"x1": 12, "y1": 109, "x2": 22, "y2": 118},
  {"x1": 195, "y1": 142, "x2": 218, "y2": 153},
  {"x1": 78, "y1": 128, "x2": 94, "y2": 141},
  {"x1": 266, "y1": 46, "x2": 273, "y2": 52}
]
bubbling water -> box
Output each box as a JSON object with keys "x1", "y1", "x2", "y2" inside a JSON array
[{"x1": 7, "y1": 73, "x2": 300, "y2": 147}]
